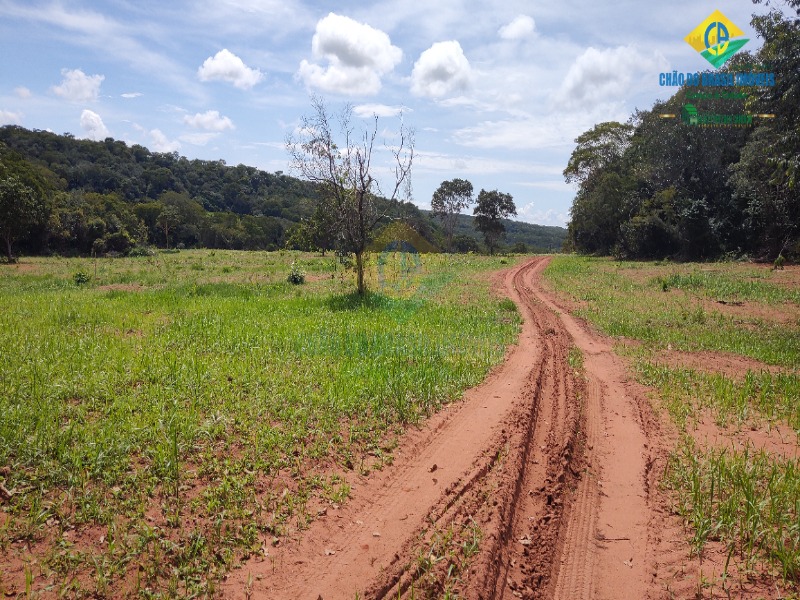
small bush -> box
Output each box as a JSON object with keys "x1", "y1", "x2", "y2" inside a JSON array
[
  {"x1": 287, "y1": 261, "x2": 306, "y2": 285},
  {"x1": 73, "y1": 271, "x2": 90, "y2": 286},
  {"x1": 128, "y1": 246, "x2": 156, "y2": 257}
]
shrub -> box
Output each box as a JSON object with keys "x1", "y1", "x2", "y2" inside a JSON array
[
  {"x1": 287, "y1": 261, "x2": 305, "y2": 285},
  {"x1": 73, "y1": 271, "x2": 90, "y2": 286},
  {"x1": 128, "y1": 246, "x2": 156, "y2": 257}
]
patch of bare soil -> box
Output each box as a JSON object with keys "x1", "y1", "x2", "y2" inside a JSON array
[
  {"x1": 764, "y1": 264, "x2": 800, "y2": 290},
  {"x1": 222, "y1": 257, "x2": 667, "y2": 600},
  {"x1": 653, "y1": 349, "x2": 789, "y2": 381},
  {"x1": 0, "y1": 262, "x2": 39, "y2": 273},
  {"x1": 691, "y1": 412, "x2": 800, "y2": 460},
  {"x1": 701, "y1": 298, "x2": 800, "y2": 325},
  {"x1": 96, "y1": 283, "x2": 145, "y2": 292}
]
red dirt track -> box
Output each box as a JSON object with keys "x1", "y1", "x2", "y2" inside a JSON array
[{"x1": 223, "y1": 256, "x2": 663, "y2": 599}]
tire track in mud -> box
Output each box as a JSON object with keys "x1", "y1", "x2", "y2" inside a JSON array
[
  {"x1": 223, "y1": 256, "x2": 657, "y2": 600},
  {"x1": 551, "y1": 377, "x2": 602, "y2": 600},
  {"x1": 476, "y1": 259, "x2": 585, "y2": 600},
  {"x1": 526, "y1": 257, "x2": 656, "y2": 600}
]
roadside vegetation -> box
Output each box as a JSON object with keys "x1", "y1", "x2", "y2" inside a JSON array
[
  {"x1": 0, "y1": 250, "x2": 521, "y2": 598},
  {"x1": 544, "y1": 255, "x2": 800, "y2": 593}
]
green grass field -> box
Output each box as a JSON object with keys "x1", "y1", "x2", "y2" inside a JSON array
[
  {"x1": 544, "y1": 256, "x2": 800, "y2": 591},
  {"x1": 0, "y1": 250, "x2": 521, "y2": 598}
]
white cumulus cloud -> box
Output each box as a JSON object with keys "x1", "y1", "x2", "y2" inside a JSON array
[
  {"x1": 353, "y1": 103, "x2": 408, "y2": 118},
  {"x1": 0, "y1": 110, "x2": 23, "y2": 125},
  {"x1": 80, "y1": 109, "x2": 109, "y2": 140},
  {"x1": 150, "y1": 129, "x2": 181, "y2": 153},
  {"x1": 183, "y1": 110, "x2": 235, "y2": 131},
  {"x1": 14, "y1": 87, "x2": 31, "y2": 99},
  {"x1": 499, "y1": 15, "x2": 535, "y2": 40},
  {"x1": 52, "y1": 69, "x2": 104, "y2": 103},
  {"x1": 121, "y1": 92, "x2": 143, "y2": 99},
  {"x1": 298, "y1": 13, "x2": 402, "y2": 96},
  {"x1": 198, "y1": 49, "x2": 263, "y2": 90},
  {"x1": 410, "y1": 41, "x2": 471, "y2": 99},
  {"x1": 556, "y1": 45, "x2": 667, "y2": 110}
]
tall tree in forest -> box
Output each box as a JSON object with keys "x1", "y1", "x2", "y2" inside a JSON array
[
  {"x1": 0, "y1": 173, "x2": 43, "y2": 262},
  {"x1": 563, "y1": 121, "x2": 634, "y2": 187}
]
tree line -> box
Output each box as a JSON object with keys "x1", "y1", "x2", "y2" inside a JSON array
[
  {"x1": 0, "y1": 126, "x2": 315, "y2": 260},
  {"x1": 564, "y1": 2, "x2": 799, "y2": 261},
  {"x1": 0, "y1": 124, "x2": 564, "y2": 263}
]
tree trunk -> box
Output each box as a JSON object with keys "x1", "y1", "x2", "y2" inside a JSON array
[
  {"x1": 355, "y1": 251, "x2": 365, "y2": 295},
  {"x1": 3, "y1": 236, "x2": 13, "y2": 263}
]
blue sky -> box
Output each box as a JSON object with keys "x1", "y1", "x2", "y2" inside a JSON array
[{"x1": 0, "y1": 0, "x2": 767, "y2": 227}]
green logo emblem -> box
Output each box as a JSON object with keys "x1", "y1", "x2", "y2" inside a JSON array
[
  {"x1": 681, "y1": 104, "x2": 698, "y2": 125},
  {"x1": 685, "y1": 10, "x2": 749, "y2": 68}
]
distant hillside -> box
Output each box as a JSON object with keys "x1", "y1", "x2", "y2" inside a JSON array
[
  {"x1": 450, "y1": 213, "x2": 565, "y2": 252},
  {"x1": 0, "y1": 125, "x2": 315, "y2": 218},
  {"x1": 0, "y1": 125, "x2": 565, "y2": 255}
]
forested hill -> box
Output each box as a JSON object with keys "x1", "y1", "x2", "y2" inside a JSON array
[
  {"x1": 0, "y1": 124, "x2": 317, "y2": 223},
  {"x1": 0, "y1": 125, "x2": 564, "y2": 256}
]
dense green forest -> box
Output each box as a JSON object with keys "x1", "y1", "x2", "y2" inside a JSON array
[
  {"x1": 0, "y1": 126, "x2": 564, "y2": 260},
  {"x1": 564, "y1": 2, "x2": 799, "y2": 261}
]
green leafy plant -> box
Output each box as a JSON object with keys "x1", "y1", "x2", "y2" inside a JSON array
[
  {"x1": 73, "y1": 270, "x2": 90, "y2": 286},
  {"x1": 287, "y1": 261, "x2": 306, "y2": 285}
]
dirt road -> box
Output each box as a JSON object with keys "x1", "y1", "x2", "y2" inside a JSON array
[{"x1": 223, "y1": 256, "x2": 662, "y2": 599}]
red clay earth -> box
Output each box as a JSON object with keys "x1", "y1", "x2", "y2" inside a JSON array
[
  {"x1": 651, "y1": 349, "x2": 790, "y2": 381},
  {"x1": 222, "y1": 256, "x2": 672, "y2": 599}
]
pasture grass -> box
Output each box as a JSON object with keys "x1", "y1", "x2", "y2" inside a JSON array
[
  {"x1": 636, "y1": 364, "x2": 800, "y2": 433},
  {"x1": 0, "y1": 249, "x2": 522, "y2": 598},
  {"x1": 668, "y1": 440, "x2": 800, "y2": 582},
  {"x1": 543, "y1": 255, "x2": 800, "y2": 589},
  {"x1": 544, "y1": 256, "x2": 800, "y2": 367}
]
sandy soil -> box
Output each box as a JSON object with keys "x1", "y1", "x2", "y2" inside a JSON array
[{"x1": 222, "y1": 256, "x2": 667, "y2": 599}]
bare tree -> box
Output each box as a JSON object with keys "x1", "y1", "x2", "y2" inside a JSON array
[{"x1": 287, "y1": 97, "x2": 414, "y2": 295}]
